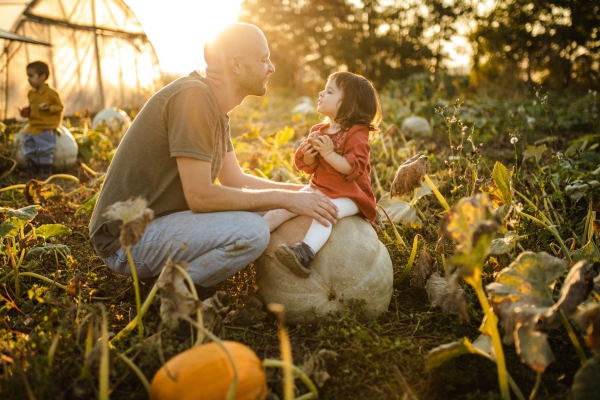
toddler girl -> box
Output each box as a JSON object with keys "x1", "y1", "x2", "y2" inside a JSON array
[{"x1": 263, "y1": 71, "x2": 381, "y2": 277}]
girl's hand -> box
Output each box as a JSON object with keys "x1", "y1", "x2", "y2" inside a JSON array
[
  {"x1": 300, "y1": 141, "x2": 318, "y2": 165},
  {"x1": 313, "y1": 135, "x2": 334, "y2": 158}
]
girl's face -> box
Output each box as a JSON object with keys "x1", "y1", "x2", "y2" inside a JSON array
[{"x1": 317, "y1": 79, "x2": 343, "y2": 120}]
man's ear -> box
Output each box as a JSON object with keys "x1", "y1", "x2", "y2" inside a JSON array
[{"x1": 228, "y1": 56, "x2": 243, "y2": 75}]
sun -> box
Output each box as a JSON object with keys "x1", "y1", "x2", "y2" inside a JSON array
[{"x1": 126, "y1": 0, "x2": 243, "y2": 75}]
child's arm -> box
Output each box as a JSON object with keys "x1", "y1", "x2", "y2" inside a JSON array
[
  {"x1": 45, "y1": 90, "x2": 64, "y2": 114},
  {"x1": 313, "y1": 135, "x2": 352, "y2": 175},
  {"x1": 295, "y1": 143, "x2": 320, "y2": 175}
]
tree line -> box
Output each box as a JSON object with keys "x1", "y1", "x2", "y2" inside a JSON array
[{"x1": 239, "y1": 0, "x2": 599, "y2": 95}]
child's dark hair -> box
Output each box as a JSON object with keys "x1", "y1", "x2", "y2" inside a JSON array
[
  {"x1": 27, "y1": 61, "x2": 50, "y2": 79},
  {"x1": 328, "y1": 71, "x2": 382, "y2": 139}
]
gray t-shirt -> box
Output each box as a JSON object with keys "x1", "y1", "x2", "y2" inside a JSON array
[{"x1": 89, "y1": 72, "x2": 233, "y2": 258}]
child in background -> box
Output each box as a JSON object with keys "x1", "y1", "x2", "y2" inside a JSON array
[
  {"x1": 19, "y1": 61, "x2": 64, "y2": 179},
  {"x1": 263, "y1": 71, "x2": 381, "y2": 277}
]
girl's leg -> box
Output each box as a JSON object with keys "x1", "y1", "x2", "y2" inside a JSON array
[
  {"x1": 302, "y1": 197, "x2": 359, "y2": 253},
  {"x1": 262, "y1": 186, "x2": 312, "y2": 232}
]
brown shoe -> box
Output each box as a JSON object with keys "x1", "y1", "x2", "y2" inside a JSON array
[{"x1": 275, "y1": 242, "x2": 315, "y2": 278}]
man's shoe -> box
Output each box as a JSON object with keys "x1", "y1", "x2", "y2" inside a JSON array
[{"x1": 275, "y1": 242, "x2": 315, "y2": 278}]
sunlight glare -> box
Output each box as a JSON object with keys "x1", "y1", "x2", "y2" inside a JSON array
[{"x1": 126, "y1": 0, "x2": 243, "y2": 75}]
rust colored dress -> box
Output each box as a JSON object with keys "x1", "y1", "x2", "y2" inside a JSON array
[{"x1": 295, "y1": 123, "x2": 377, "y2": 221}]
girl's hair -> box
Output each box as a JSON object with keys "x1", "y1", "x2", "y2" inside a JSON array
[{"x1": 328, "y1": 71, "x2": 382, "y2": 139}]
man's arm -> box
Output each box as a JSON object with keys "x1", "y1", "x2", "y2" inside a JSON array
[
  {"x1": 177, "y1": 155, "x2": 338, "y2": 226},
  {"x1": 218, "y1": 151, "x2": 301, "y2": 191}
]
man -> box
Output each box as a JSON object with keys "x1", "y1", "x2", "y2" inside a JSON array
[{"x1": 88, "y1": 23, "x2": 338, "y2": 287}]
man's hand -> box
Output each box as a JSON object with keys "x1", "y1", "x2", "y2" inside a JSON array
[
  {"x1": 300, "y1": 141, "x2": 318, "y2": 165},
  {"x1": 287, "y1": 190, "x2": 338, "y2": 227},
  {"x1": 312, "y1": 135, "x2": 334, "y2": 158}
]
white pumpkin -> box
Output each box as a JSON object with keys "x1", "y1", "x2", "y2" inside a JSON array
[
  {"x1": 255, "y1": 215, "x2": 393, "y2": 324},
  {"x1": 12, "y1": 125, "x2": 78, "y2": 171},
  {"x1": 400, "y1": 116, "x2": 432, "y2": 138},
  {"x1": 92, "y1": 107, "x2": 131, "y2": 130}
]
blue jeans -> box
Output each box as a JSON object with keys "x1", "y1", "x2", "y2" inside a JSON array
[
  {"x1": 102, "y1": 210, "x2": 270, "y2": 287},
  {"x1": 23, "y1": 130, "x2": 56, "y2": 165}
]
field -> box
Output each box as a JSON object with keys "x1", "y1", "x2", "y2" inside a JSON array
[{"x1": 1, "y1": 73, "x2": 599, "y2": 400}]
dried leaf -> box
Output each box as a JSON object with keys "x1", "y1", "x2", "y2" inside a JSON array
[
  {"x1": 435, "y1": 228, "x2": 449, "y2": 253},
  {"x1": 426, "y1": 336, "x2": 490, "y2": 370},
  {"x1": 224, "y1": 294, "x2": 267, "y2": 327},
  {"x1": 300, "y1": 349, "x2": 338, "y2": 388},
  {"x1": 157, "y1": 260, "x2": 201, "y2": 329},
  {"x1": 201, "y1": 291, "x2": 230, "y2": 338},
  {"x1": 390, "y1": 153, "x2": 430, "y2": 198},
  {"x1": 441, "y1": 194, "x2": 494, "y2": 250},
  {"x1": 103, "y1": 197, "x2": 154, "y2": 247},
  {"x1": 410, "y1": 248, "x2": 435, "y2": 288},
  {"x1": 489, "y1": 232, "x2": 519, "y2": 256},
  {"x1": 367, "y1": 213, "x2": 385, "y2": 235},
  {"x1": 425, "y1": 273, "x2": 469, "y2": 319},
  {"x1": 25, "y1": 180, "x2": 62, "y2": 205},
  {"x1": 377, "y1": 194, "x2": 422, "y2": 229}
]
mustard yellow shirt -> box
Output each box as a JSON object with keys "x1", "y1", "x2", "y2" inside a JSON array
[{"x1": 27, "y1": 85, "x2": 64, "y2": 135}]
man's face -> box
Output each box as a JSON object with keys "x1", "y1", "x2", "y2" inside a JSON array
[
  {"x1": 27, "y1": 68, "x2": 46, "y2": 89},
  {"x1": 239, "y1": 35, "x2": 275, "y2": 96}
]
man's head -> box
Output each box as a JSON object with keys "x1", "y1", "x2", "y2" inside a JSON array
[
  {"x1": 204, "y1": 23, "x2": 275, "y2": 97},
  {"x1": 26, "y1": 61, "x2": 50, "y2": 89}
]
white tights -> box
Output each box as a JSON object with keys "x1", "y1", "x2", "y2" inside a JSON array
[{"x1": 263, "y1": 186, "x2": 359, "y2": 253}]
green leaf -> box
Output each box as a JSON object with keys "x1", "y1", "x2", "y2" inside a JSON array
[
  {"x1": 35, "y1": 224, "x2": 72, "y2": 240},
  {"x1": 572, "y1": 356, "x2": 600, "y2": 400},
  {"x1": 565, "y1": 180, "x2": 600, "y2": 202},
  {"x1": 491, "y1": 162, "x2": 512, "y2": 206},
  {"x1": 441, "y1": 194, "x2": 494, "y2": 250},
  {"x1": 0, "y1": 222, "x2": 17, "y2": 238},
  {"x1": 274, "y1": 126, "x2": 295, "y2": 149},
  {"x1": 0, "y1": 205, "x2": 41, "y2": 222},
  {"x1": 522, "y1": 144, "x2": 547, "y2": 164},
  {"x1": 25, "y1": 244, "x2": 71, "y2": 260},
  {"x1": 377, "y1": 194, "x2": 422, "y2": 229},
  {"x1": 489, "y1": 232, "x2": 519, "y2": 255},
  {"x1": 571, "y1": 238, "x2": 600, "y2": 263}
]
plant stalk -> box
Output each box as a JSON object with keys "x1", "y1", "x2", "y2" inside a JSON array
[
  {"x1": 559, "y1": 310, "x2": 587, "y2": 365},
  {"x1": 424, "y1": 174, "x2": 450, "y2": 211},
  {"x1": 125, "y1": 246, "x2": 143, "y2": 340}
]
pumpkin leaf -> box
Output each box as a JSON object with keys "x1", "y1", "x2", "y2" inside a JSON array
[
  {"x1": 426, "y1": 336, "x2": 492, "y2": 370},
  {"x1": 0, "y1": 205, "x2": 41, "y2": 222},
  {"x1": 571, "y1": 356, "x2": 600, "y2": 400},
  {"x1": 0, "y1": 222, "x2": 17, "y2": 238},
  {"x1": 490, "y1": 162, "x2": 513, "y2": 206},
  {"x1": 441, "y1": 194, "x2": 495, "y2": 250},
  {"x1": 522, "y1": 144, "x2": 547, "y2": 164},
  {"x1": 103, "y1": 197, "x2": 154, "y2": 247},
  {"x1": 515, "y1": 319, "x2": 555, "y2": 372},
  {"x1": 565, "y1": 180, "x2": 600, "y2": 202},
  {"x1": 571, "y1": 238, "x2": 600, "y2": 263},
  {"x1": 574, "y1": 303, "x2": 600, "y2": 355},
  {"x1": 273, "y1": 126, "x2": 295, "y2": 149},
  {"x1": 390, "y1": 153, "x2": 430, "y2": 197},
  {"x1": 25, "y1": 244, "x2": 72, "y2": 260},
  {"x1": 487, "y1": 252, "x2": 567, "y2": 343},
  {"x1": 489, "y1": 232, "x2": 519, "y2": 255},
  {"x1": 377, "y1": 194, "x2": 422, "y2": 229},
  {"x1": 410, "y1": 248, "x2": 435, "y2": 289},
  {"x1": 157, "y1": 260, "x2": 201, "y2": 329},
  {"x1": 35, "y1": 224, "x2": 72, "y2": 240},
  {"x1": 544, "y1": 261, "x2": 594, "y2": 326},
  {"x1": 425, "y1": 273, "x2": 469, "y2": 320}
]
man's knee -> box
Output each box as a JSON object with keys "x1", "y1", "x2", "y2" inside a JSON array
[{"x1": 242, "y1": 213, "x2": 270, "y2": 255}]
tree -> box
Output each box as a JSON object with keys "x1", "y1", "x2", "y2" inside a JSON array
[{"x1": 471, "y1": 0, "x2": 600, "y2": 93}]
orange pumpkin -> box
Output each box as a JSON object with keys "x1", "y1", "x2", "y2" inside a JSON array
[{"x1": 150, "y1": 341, "x2": 268, "y2": 400}]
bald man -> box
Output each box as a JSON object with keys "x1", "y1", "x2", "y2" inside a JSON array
[{"x1": 89, "y1": 23, "x2": 338, "y2": 288}]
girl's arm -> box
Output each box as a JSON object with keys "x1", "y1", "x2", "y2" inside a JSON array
[
  {"x1": 314, "y1": 127, "x2": 371, "y2": 181},
  {"x1": 313, "y1": 135, "x2": 352, "y2": 174}
]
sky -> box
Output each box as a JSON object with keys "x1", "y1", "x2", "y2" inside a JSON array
[{"x1": 125, "y1": 0, "x2": 244, "y2": 75}]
